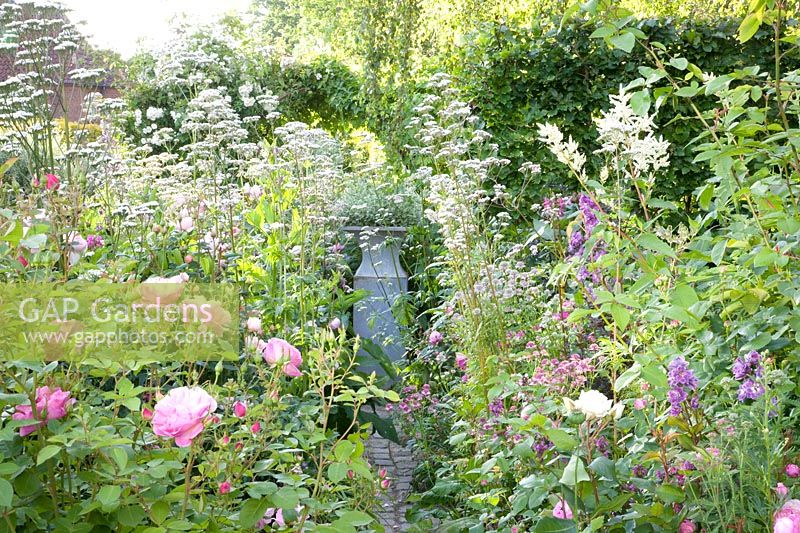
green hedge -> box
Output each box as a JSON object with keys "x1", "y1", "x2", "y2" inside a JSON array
[{"x1": 447, "y1": 18, "x2": 789, "y2": 207}]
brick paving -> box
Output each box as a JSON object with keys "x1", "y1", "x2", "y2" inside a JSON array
[{"x1": 366, "y1": 411, "x2": 416, "y2": 531}]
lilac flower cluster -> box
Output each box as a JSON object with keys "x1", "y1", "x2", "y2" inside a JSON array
[
  {"x1": 567, "y1": 194, "x2": 607, "y2": 287},
  {"x1": 540, "y1": 195, "x2": 571, "y2": 220},
  {"x1": 667, "y1": 356, "x2": 699, "y2": 416},
  {"x1": 524, "y1": 354, "x2": 595, "y2": 395},
  {"x1": 732, "y1": 351, "x2": 765, "y2": 402},
  {"x1": 386, "y1": 384, "x2": 438, "y2": 417}
]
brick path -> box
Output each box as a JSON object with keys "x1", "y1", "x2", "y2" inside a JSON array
[{"x1": 366, "y1": 411, "x2": 415, "y2": 531}]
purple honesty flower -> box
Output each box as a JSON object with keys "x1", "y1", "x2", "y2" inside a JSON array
[
  {"x1": 667, "y1": 356, "x2": 698, "y2": 416},
  {"x1": 738, "y1": 379, "x2": 765, "y2": 402},
  {"x1": 733, "y1": 351, "x2": 765, "y2": 402},
  {"x1": 578, "y1": 193, "x2": 600, "y2": 233}
]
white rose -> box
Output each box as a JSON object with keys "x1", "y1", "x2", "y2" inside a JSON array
[{"x1": 564, "y1": 390, "x2": 623, "y2": 421}]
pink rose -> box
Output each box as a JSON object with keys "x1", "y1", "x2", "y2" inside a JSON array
[
  {"x1": 233, "y1": 401, "x2": 247, "y2": 418},
  {"x1": 553, "y1": 498, "x2": 573, "y2": 519},
  {"x1": 428, "y1": 331, "x2": 443, "y2": 345},
  {"x1": 777, "y1": 483, "x2": 790, "y2": 498},
  {"x1": 787, "y1": 464, "x2": 800, "y2": 478},
  {"x1": 775, "y1": 500, "x2": 800, "y2": 533},
  {"x1": 633, "y1": 398, "x2": 647, "y2": 410},
  {"x1": 456, "y1": 353, "x2": 468, "y2": 371},
  {"x1": 13, "y1": 386, "x2": 74, "y2": 437},
  {"x1": 142, "y1": 407, "x2": 153, "y2": 420},
  {"x1": 152, "y1": 386, "x2": 217, "y2": 447},
  {"x1": 679, "y1": 520, "x2": 696, "y2": 533},
  {"x1": 218, "y1": 481, "x2": 232, "y2": 494},
  {"x1": 251, "y1": 421, "x2": 261, "y2": 434},
  {"x1": 260, "y1": 338, "x2": 303, "y2": 377}
]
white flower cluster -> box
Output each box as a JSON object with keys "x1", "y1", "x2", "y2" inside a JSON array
[
  {"x1": 408, "y1": 73, "x2": 509, "y2": 254},
  {"x1": 594, "y1": 90, "x2": 670, "y2": 175}
]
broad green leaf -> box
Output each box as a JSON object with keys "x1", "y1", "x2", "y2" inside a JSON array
[
  {"x1": 560, "y1": 455, "x2": 590, "y2": 486},
  {"x1": 37, "y1": 445, "x2": 61, "y2": 466},
  {"x1": 609, "y1": 32, "x2": 636, "y2": 53},
  {"x1": 0, "y1": 478, "x2": 12, "y2": 507},
  {"x1": 638, "y1": 233, "x2": 677, "y2": 259},
  {"x1": 738, "y1": 12, "x2": 762, "y2": 42},
  {"x1": 544, "y1": 428, "x2": 578, "y2": 451},
  {"x1": 240, "y1": 498, "x2": 272, "y2": 529},
  {"x1": 535, "y1": 517, "x2": 578, "y2": 533}
]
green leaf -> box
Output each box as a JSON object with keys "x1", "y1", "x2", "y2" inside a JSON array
[
  {"x1": 328, "y1": 462, "x2": 349, "y2": 483},
  {"x1": 669, "y1": 57, "x2": 688, "y2": 70},
  {"x1": 333, "y1": 440, "x2": 355, "y2": 462},
  {"x1": 535, "y1": 517, "x2": 578, "y2": 533},
  {"x1": 272, "y1": 486, "x2": 300, "y2": 509},
  {"x1": 240, "y1": 498, "x2": 272, "y2": 529},
  {"x1": 638, "y1": 233, "x2": 677, "y2": 259},
  {"x1": 336, "y1": 510, "x2": 374, "y2": 527},
  {"x1": 560, "y1": 455, "x2": 590, "y2": 487},
  {"x1": 609, "y1": 32, "x2": 636, "y2": 53},
  {"x1": 97, "y1": 484, "x2": 122, "y2": 511},
  {"x1": 37, "y1": 445, "x2": 61, "y2": 466},
  {"x1": 614, "y1": 363, "x2": 641, "y2": 392},
  {"x1": 738, "y1": 12, "x2": 762, "y2": 43},
  {"x1": 0, "y1": 478, "x2": 12, "y2": 508},
  {"x1": 656, "y1": 483, "x2": 685, "y2": 504},
  {"x1": 641, "y1": 364, "x2": 668, "y2": 390},
  {"x1": 543, "y1": 428, "x2": 578, "y2": 451},
  {"x1": 610, "y1": 303, "x2": 631, "y2": 331}
]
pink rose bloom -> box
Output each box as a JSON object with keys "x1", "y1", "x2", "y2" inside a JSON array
[
  {"x1": 787, "y1": 464, "x2": 800, "y2": 478},
  {"x1": 260, "y1": 338, "x2": 303, "y2": 377},
  {"x1": 456, "y1": 353, "x2": 468, "y2": 371},
  {"x1": 633, "y1": 398, "x2": 647, "y2": 410},
  {"x1": 13, "y1": 386, "x2": 74, "y2": 437},
  {"x1": 679, "y1": 520, "x2": 696, "y2": 533},
  {"x1": 45, "y1": 173, "x2": 60, "y2": 190},
  {"x1": 152, "y1": 386, "x2": 217, "y2": 447},
  {"x1": 218, "y1": 481, "x2": 232, "y2": 494},
  {"x1": 428, "y1": 331, "x2": 443, "y2": 345},
  {"x1": 775, "y1": 500, "x2": 800, "y2": 533},
  {"x1": 233, "y1": 400, "x2": 247, "y2": 418},
  {"x1": 553, "y1": 498, "x2": 573, "y2": 519}
]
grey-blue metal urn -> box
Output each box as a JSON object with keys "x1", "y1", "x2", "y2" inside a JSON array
[{"x1": 345, "y1": 226, "x2": 408, "y2": 374}]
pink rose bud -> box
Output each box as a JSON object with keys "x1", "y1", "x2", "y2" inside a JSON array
[
  {"x1": 184, "y1": 254, "x2": 193, "y2": 264},
  {"x1": 329, "y1": 317, "x2": 342, "y2": 330},
  {"x1": 787, "y1": 464, "x2": 800, "y2": 478},
  {"x1": 17, "y1": 255, "x2": 28, "y2": 268},
  {"x1": 777, "y1": 482, "x2": 790, "y2": 497},
  {"x1": 678, "y1": 520, "x2": 696, "y2": 533},
  {"x1": 378, "y1": 468, "x2": 387, "y2": 479},
  {"x1": 246, "y1": 316, "x2": 262, "y2": 334},
  {"x1": 380, "y1": 479, "x2": 391, "y2": 489},
  {"x1": 234, "y1": 442, "x2": 243, "y2": 451},
  {"x1": 633, "y1": 398, "x2": 647, "y2": 410},
  {"x1": 218, "y1": 481, "x2": 232, "y2": 494},
  {"x1": 251, "y1": 421, "x2": 261, "y2": 434},
  {"x1": 221, "y1": 435, "x2": 230, "y2": 445},
  {"x1": 347, "y1": 470, "x2": 354, "y2": 479},
  {"x1": 233, "y1": 401, "x2": 247, "y2": 418},
  {"x1": 142, "y1": 407, "x2": 154, "y2": 420},
  {"x1": 45, "y1": 173, "x2": 60, "y2": 190}
]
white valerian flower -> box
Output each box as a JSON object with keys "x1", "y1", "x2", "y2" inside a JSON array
[
  {"x1": 146, "y1": 106, "x2": 164, "y2": 122},
  {"x1": 564, "y1": 390, "x2": 624, "y2": 421}
]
